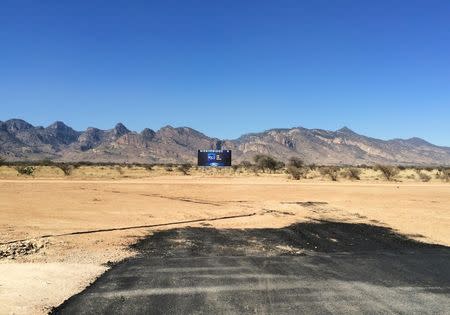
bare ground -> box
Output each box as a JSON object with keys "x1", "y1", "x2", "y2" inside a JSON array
[{"x1": 0, "y1": 175, "x2": 449, "y2": 314}]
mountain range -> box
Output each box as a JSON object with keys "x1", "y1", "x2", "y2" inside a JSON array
[{"x1": 1, "y1": 119, "x2": 449, "y2": 165}]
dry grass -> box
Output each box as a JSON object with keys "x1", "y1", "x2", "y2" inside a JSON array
[{"x1": 1, "y1": 164, "x2": 449, "y2": 183}]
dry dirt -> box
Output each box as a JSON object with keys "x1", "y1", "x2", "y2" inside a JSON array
[{"x1": 0, "y1": 174, "x2": 449, "y2": 314}]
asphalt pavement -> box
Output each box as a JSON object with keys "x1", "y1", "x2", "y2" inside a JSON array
[{"x1": 52, "y1": 221, "x2": 450, "y2": 314}]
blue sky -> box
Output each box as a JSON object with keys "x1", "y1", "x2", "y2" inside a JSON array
[{"x1": 1, "y1": 1, "x2": 449, "y2": 145}]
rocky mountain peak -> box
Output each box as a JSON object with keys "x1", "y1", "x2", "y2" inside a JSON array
[
  {"x1": 141, "y1": 128, "x2": 156, "y2": 140},
  {"x1": 5, "y1": 119, "x2": 33, "y2": 133},
  {"x1": 404, "y1": 137, "x2": 434, "y2": 147},
  {"x1": 48, "y1": 121, "x2": 69, "y2": 130},
  {"x1": 45, "y1": 121, "x2": 80, "y2": 144},
  {"x1": 337, "y1": 126, "x2": 355, "y2": 134},
  {"x1": 113, "y1": 123, "x2": 130, "y2": 136}
]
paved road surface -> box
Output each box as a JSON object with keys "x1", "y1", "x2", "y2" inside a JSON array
[{"x1": 53, "y1": 221, "x2": 450, "y2": 314}]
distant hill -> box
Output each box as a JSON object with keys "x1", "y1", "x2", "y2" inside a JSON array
[{"x1": 1, "y1": 119, "x2": 449, "y2": 165}]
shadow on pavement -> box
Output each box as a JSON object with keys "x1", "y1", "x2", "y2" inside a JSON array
[
  {"x1": 133, "y1": 219, "x2": 449, "y2": 257},
  {"x1": 52, "y1": 220, "x2": 450, "y2": 315}
]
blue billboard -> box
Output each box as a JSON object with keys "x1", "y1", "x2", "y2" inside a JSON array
[{"x1": 198, "y1": 150, "x2": 232, "y2": 167}]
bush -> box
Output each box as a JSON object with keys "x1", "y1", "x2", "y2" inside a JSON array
[
  {"x1": 437, "y1": 168, "x2": 450, "y2": 182},
  {"x1": 72, "y1": 162, "x2": 85, "y2": 169},
  {"x1": 239, "y1": 161, "x2": 252, "y2": 169},
  {"x1": 143, "y1": 164, "x2": 153, "y2": 171},
  {"x1": 417, "y1": 171, "x2": 431, "y2": 182},
  {"x1": 15, "y1": 165, "x2": 35, "y2": 176},
  {"x1": 287, "y1": 165, "x2": 306, "y2": 180},
  {"x1": 0, "y1": 156, "x2": 6, "y2": 166},
  {"x1": 251, "y1": 165, "x2": 260, "y2": 176},
  {"x1": 308, "y1": 163, "x2": 317, "y2": 171},
  {"x1": 163, "y1": 163, "x2": 174, "y2": 172},
  {"x1": 288, "y1": 157, "x2": 304, "y2": 168},
  {"x1": 232, "y1": 165, "x2": 239, "y2": 172},
  {"x1": 178, "y1": 163, "x2": 192, "y2": 175},
  {"x1": 38, "y1": 158, "x2": 53, "y2": 166},
  {"x1": 115, "y1": 166, "x2": 124, "y2": 175},
  {"x1": 275, "y1": 161, "x2": 285, "y2": 170},
  {"x1": 253, "y1": 155, "x2": 281, "y2": 173},
  {"x1": 319, "y1": 166, "x2": 339, "y2": 181},
  {"x1": 375, "y1": 165, "x2": 399, "y2": 181},
  {"x1": 341, "y1": 167, "x2": 361, "y2": 180},
  {"x1": 286, "y1": 157, "x2": 306, "y2": 180},
  {"x1": 56, "y1": 163, "x2": 74, "y2": 176}
]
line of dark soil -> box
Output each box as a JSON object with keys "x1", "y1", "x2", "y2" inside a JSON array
[{"x1": 0, "y1": 212, "x2": 256, "y2": 245}]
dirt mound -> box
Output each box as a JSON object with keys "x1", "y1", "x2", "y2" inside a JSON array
[{"x1": 0, "y1": 239, "x2": 48, "y2": 259}]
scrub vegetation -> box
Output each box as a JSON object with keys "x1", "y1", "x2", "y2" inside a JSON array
[{"x1": 0, "y1": 158, "x2": 449, "y2": 182}]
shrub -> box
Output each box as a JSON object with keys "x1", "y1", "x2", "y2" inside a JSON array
[
  {"x1": 232, "y1": 165, "x2": 239, "y2": 172},
  {"x1": 374, "y1": 165, "x2": 399, "y2": 181},
  {"x1": 286, "y1": 157, "x2": 307, "y2": 180},
  {"x1": 56, "y1": 163, "x2": 74, "y2": 176},
  {"x1": 275, "y1": 161, "x2": 285, "y2": 171},
  {"x1": 72, "y1": 162, "x2": 85, "y2": 169},
  {"x1": 115, "y1": 166, "x2": 124, "y2": 175},
  {"x1": 178, "y1": 163, "x2": 192, "y2": 175},
  {"x1": 0, "y1": 156, "x2": 6, "y2": 166},
  {"x1": 308, "y1": 163, "x2": 317, "y2": 171},
  {"x1": 288, "y1": 157, "x2": 304, "y2": 168},
  {"x1": 287, "y1": 165, "x2": 306, "y2": 180},
  {"x1": 319, "y1": 166, "x2": 339, "y2": 181},
  {"x1": 417, "y1": 171, "x2": 431, "y2": 182},
  {"x1": 437, "y1": 168, "x2": 450, "y2": 182},
  {"x1": 143, "y1": 164, "x2": 153, "y2": 171},
  {"x1": 15, "y1": 165, "x2": 35, "y2": 176},
  {"x1": 239, "y1": 161, "x2": 252, "y2": 169},
  {"x1": 253, "y1": 155, "x2": 280, "y2": 173},
  {"x1": 341, "y1": 167, "x2": 361, "y2": 180}
]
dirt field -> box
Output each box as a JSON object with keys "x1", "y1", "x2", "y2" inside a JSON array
[{"x1": 1, "y1": 171, "x2": 449, "y2": 314}]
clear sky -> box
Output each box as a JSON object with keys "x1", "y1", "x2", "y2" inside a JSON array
[{"x1": 1, "y1": 1, "x2": 449, "y2": 145}]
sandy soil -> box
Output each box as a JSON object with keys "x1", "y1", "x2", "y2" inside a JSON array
[{"x1": 1, "y1": 175, "x2": 449, "y2": 314}]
